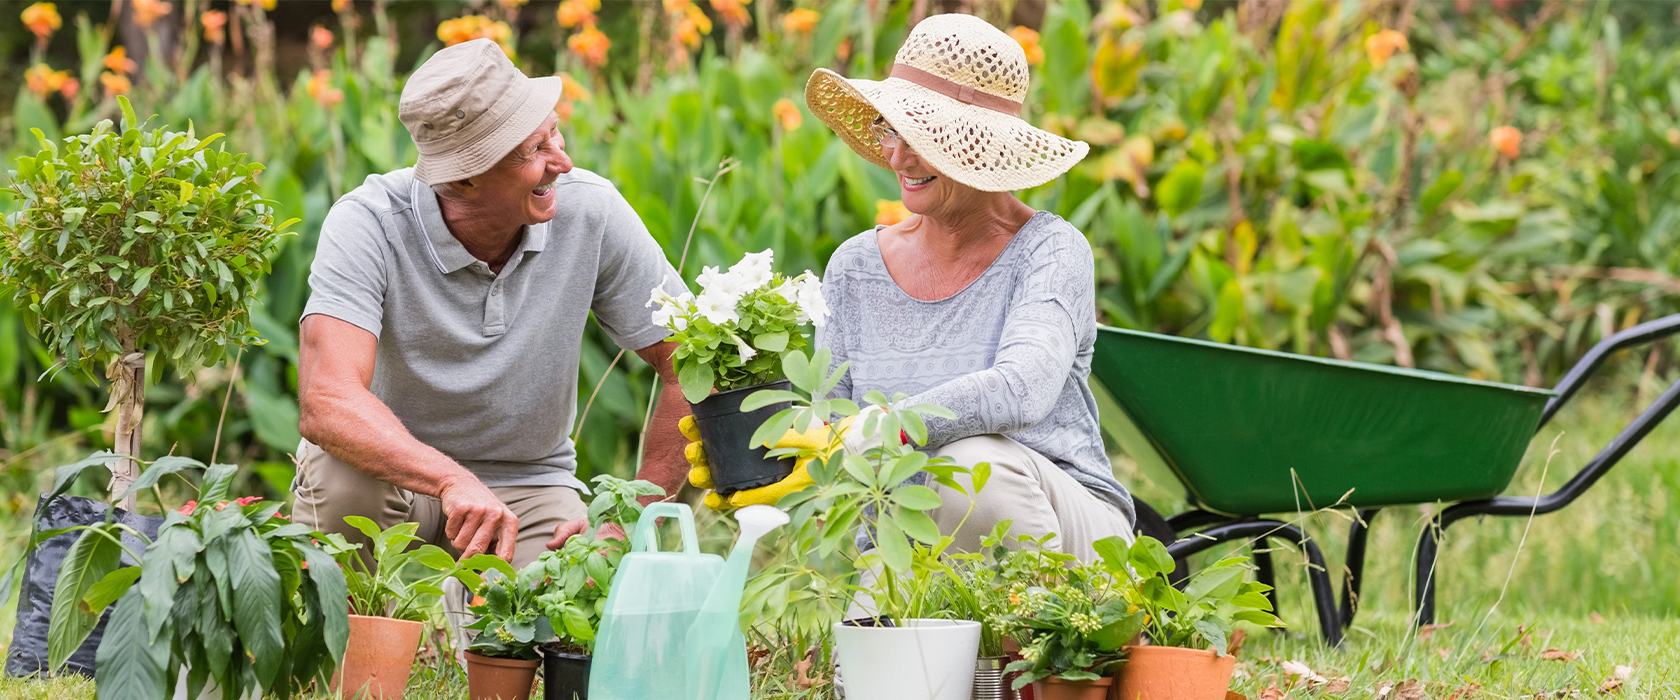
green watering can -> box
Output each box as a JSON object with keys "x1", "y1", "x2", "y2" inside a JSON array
[{"x1": 588, "y1": 503, "x2": 787, "y2": 700}]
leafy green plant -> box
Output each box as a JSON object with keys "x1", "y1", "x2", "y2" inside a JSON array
[
  {"x1": 1095, "y1": 535, "x2": 1283, "y2": 656},
  {"x1": 466, "y1": 564, "x2": 551, "y2": 661},
  {"x1": 990, "y1": 536, "x2": 1142, "y2": 686},
  {"x1": 0, "y1": 95, "x2": 290, "y2": 504},
  {"x1": 653, "y1": 249, "x2": 826, "y2": 403},
  {"x1": 532, "y1": 474, "x2": 664, "y2": 654},
  {"x1": 39, "y1": 454, "x2": 347, "y2": 700},
  {"x1": 321, "y1": 517, "x2": 511, "y2": 622}
]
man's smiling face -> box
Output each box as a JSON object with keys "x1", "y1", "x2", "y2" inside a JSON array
[{"x1": 473, "y1": 112, "x2": 573, "y2": 227}]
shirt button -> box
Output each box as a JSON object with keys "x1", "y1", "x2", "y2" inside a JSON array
[{"x1": 491, "y1": 285, "x2": 500, "y2": 296}]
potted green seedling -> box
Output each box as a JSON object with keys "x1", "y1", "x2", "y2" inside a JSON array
[
  {"x1": 742, "y1": 348, "x2": 989, "y2": 700},
  {"x1": 465, "y1": 563, "x2": 551, "y2": 700},
  {"x1": 992, "y1": 541, "x2": 1143, "y2": 700},
  {"x1": 650, "y1": 249, "x2": 827, "y2": 494},
  {"x1": 1097, "y1": 536, "x2": 1284, "y2": 700},
  {"x1": 320, "y1": 518, "x2": 511, "y2": 700},
  {"x1": 41, "y1": 457, "x2": 347, "y2": 700},
  {"x1": 532, "y1": 475, "x2": 663, "y2": 700}
]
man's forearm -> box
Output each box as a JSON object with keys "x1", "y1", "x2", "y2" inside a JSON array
[
  {"x1": 637, "y1": 379, "x2": 692, "y2": 502},
  {"x1": 299, "y1": 382, "x2": 477, "y2": 499}
]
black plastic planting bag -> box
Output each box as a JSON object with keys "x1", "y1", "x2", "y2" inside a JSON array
[{"x1": 5, "y1": 494, "x2": 162, "y2": 678}]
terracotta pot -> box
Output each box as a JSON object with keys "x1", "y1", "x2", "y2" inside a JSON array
[
  {"x1": 465, "y1": 650, "x2": 541, "y2": 700},
  {"x1": 1111, "y1": 646, "x2": 1235, "y2": 700},
  {"x1": 1033, "y1": 676, "x2": 1111, "y2": 700},
  {"x1": 329, "y1": 615, "x2": 425, "y2": 700}
]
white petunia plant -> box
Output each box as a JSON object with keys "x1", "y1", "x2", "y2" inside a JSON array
[{"x1": 650, "y1": 249, "x2": 827, "y2": 403}]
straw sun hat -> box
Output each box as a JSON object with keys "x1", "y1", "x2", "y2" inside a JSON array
[{"x1": 806, "y1": 13, "x2": 1089, "y2": 193}]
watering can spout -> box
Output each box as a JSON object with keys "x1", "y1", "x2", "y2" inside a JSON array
[{"x1": 684, "y1": 505, "x2": 789, "y2": 700}]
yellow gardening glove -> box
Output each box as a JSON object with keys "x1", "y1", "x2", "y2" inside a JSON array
[{"x1": 680, "y1": 415, "x2": 838, "y2": 511}]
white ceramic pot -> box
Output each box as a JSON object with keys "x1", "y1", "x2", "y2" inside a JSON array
[{"x1": 832, "y1": 619, "x2": 980, "y2": 700}]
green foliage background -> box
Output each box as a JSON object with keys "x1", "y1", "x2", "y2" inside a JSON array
[{"x1": 0, "y1": 0, "x2": 1676, "y2": 513}]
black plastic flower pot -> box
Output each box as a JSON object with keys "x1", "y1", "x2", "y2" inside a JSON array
[
  {"x1": 689, "y1": 379, "x2": 797, "y2": 495},
  {"x1": 541, "y1": 644, "x2": 590, "y2": 700}
]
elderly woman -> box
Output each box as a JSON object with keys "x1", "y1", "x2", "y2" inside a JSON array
[
  {"x1": 797, "y1": 14, "x2": 1135, "y2": 560},
  {"x1": 683, "y1": 14, "x2": 1133, "y2": 561}
]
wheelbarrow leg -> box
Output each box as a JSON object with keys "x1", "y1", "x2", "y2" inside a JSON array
[
  {"x1": 1340, "y1": 508, "x2": 1379, "y2": 629},
  {"x1": 1167, "y1": 520, "x2": 1342, "y2": 646},
  {"x1": 1415, "y1": 514, "x2": 1444, "y2": 626},
  {"x1": 1252, "y1": 546, "x2": 1277, "y2": 614}
]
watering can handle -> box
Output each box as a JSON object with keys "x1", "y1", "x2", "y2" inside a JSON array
[{"x1": 632, "y1": 502, "x2": 700, "y2": 554}]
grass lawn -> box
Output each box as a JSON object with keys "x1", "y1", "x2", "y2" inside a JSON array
[{"x1": 1, "y1": 386, "x2": 1675, "y2": 699}]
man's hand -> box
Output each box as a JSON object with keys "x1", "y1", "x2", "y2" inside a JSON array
[
  {"x1": 682, "y1": 415, "x2": 836, "y2": 510},
  {"x1": 438, "y1": 475, "x2": 519, "y2": 560},
  {"x1": 547, "y1": 517, "x2": 627, "y2": 550}
]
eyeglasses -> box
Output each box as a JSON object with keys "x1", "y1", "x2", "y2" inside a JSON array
[{"x1": 869, "y1": 119, "x2": 901, "y2": 149}]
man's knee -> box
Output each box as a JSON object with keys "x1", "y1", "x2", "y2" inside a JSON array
[{"x1": 290, "y1": 439, "x2": 410, "y2": 540}]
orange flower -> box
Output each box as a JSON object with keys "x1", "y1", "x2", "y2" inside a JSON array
[
  {"x1": 1364, "y1": 29, "x2": 1408, "y2": 68},
  {"x1": 104, "y1": 47, "x2": 138, "y2": 75},
  {"x1": 773, "y1": 98, "x2": 802, "y2": 131},
  {"x1": 875, "y1": 199, "x2": 911, "y2": 226},
  {"x1": 307, "y1": 69, "x2": 344, "y2": 107},
  {"x1": 559, "y1": 72, "x2": 592, "y2": 102},
  {"x1": 711, "y1": 0, "x2": 752, "y2": 29},
  {"x1": 311, "y1": 25, "x2": 334, "y2": 50},
  {"x1": 25, "y1": 64, "x2": 73, "y2": 98},
  {"x1": 235, "y1": 0, "x2": 277, "y2": 10},
  {"x1": 22, "y1": 2, "x2": 62, "y2": 40},
  {"x1": 497, "y1": 0, "x2": 529, "y2": 8},
  {"x1": 100, "y1": 71, "x2": 132, "y2": 98},
  {"x1": 1489, "y1": 125, "x2": 1522, "y2": 159},
  {"x1": 568, "y1": 24, "x2": 610, "y2": 69},
  {"x1": 556, "y1": 0, "x2": 599, "y2": 29},
  {"x1": 201, "y1": 10, "x2": 227, "y2": 44},
  {"x1": 471, "y1": 595, "x2": 487, "y2": 607},
  {"x1": 781, "y1": 8, "x2": 819, "y2": 34},
  {"x1": 132, "y1": 0, "x2": 172, "y2": 28},
  {"x1": 437, "y1": 15, "x2": 515, "y2": 56},
  {"x1": 1009, "y1": 26, "x2": 1044, "y2": 66},
  {"x1": 673, "y1": 3, "x2": 712, "y2": 48},
  {"x1": 836, "y1": 37, "x2": 852, "y2": 62},
  {"x1": 332, "y1": 0, "x2": 351, "y2": 12},
  {"x1": 60, "y1": 77, "x2": 79, "y2": 100},
  {"x1": 1182, "y1": 0, "x2": 1202, "y2": 8}
]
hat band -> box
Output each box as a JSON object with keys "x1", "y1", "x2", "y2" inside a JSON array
[{"x1": 888, "y1": 63, "x2": 1023, "y2": 117}]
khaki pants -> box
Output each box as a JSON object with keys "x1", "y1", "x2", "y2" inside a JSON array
[{"x1": 290, "y1": 439, "x2": 586, "y2": 653}]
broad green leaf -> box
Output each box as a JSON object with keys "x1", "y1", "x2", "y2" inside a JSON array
[
  {"x1": 228, "y1": 529, "x2": 284, "y2": 688},
  {"x1": 114, "y1": 455, "x2": 204, "y2": 503},
  {"x1": 1419, "y1": 170, "x2": 1463, "y2": 215},
  {"x1": 752, "y1": 331, "x2": 788, "y2": 353},
  {"x1": 678, "y1": 360, "x2": 714, "y2": 404},
  {"x1": 82, "y1": 566, "x2": 142, "y2": 614},
  {"x1": 198, "y1": 462, "x2": 240, "y2": 504},
  {"x1": 741, "y1": 391, "x2": 802, "y2": 412},
  {"x1": 893, "y1": 509, "x2": 941, "y2": 545},
  {"x1": 889, "y1": 485, "x2": 943, "y2": 511},
  {"x1": 782, "y1": 350, "x2": 813, "y2": 393},
  {"x1": 1088, "y1": 610, "x2": 1147, "y2": 651},
  {"x1": 1129, "y1": 536, "x2": 1175, "y2": 580},
  {"x1": 1155, "y1": 160, "x2": 1204, "y2": 217},
  {"x1": 873, "y1": 517, "x2": 912, "y2": 574},
  {"x1": 94, "y1": 588, "x2": 169, "y2": 700},
  {"x1": 48, "y1": 527, "x2": 123, "y2": 670}
]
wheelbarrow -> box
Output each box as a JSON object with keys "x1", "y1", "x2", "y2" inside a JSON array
[{"x1": 1091, "y1": 314, "x2": 1680, "y2": 645}]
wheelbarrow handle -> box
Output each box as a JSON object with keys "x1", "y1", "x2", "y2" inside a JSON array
[{"x1": 1541, "y1": 313, "x2": 1680, "y2": 429}]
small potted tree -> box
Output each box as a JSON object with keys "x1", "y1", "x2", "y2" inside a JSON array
[
  {"x1": 532, "y1": 474, "x2": 663, "y2": 700},
  {"x1": 649, "y1": 249, "x2": 827, "y2": 494},
  {"x1": 1097, "y1": 536, "x2": 1284, "y2": 700},
  {"x1": 321, "y1": 519, "x2": 511, "y2": 700},
  {"x1": 0, "y1": 96, "x2": 290, "y2": 675}
]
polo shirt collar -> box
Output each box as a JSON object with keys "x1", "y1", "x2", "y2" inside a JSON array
[{"x1": 411, "y1": 178, "x2": 549, "y2": 274}]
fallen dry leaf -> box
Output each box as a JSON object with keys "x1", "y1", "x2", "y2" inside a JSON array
[
  {"x1": 1589, "y1": 611, "x2": 1607, "y2": 624},
  {"x1": 1540, "y1": 648, "x2": 1584, "y2": 661},
  {"x1": 1439, "y1": 647, "x2": 1453, "y2": 660},
  {"x1": 1229, "y1": 628, "x2": 1248, "y2": 657},
  {"x1": 1227, "y1": 692, "x2": 1249, "y2": 700},
  {"x1": 1324, "y1": 677, "x2": 1351, "y2": 694},
  {"x1": 1614, "y1": 665, "x2": 1633, "y2": 679},
  {"x1": 1376, "y1": 681, "x2": 1396, "y2": 698},
  {"x1": 1599, "y1": 677, "x2": 1623, "y2": 694},
  {"x1": 1445, "y1": 682, "x2": 1483, "y2": 700},
  {"x1": 1419, "y1": 621, "x2": 1454, "y2": 641},
  {"x1": 1259, "y1": 684, "x2": 1285, "y2": 700},
  {"x1": 1395, "y1": 679, "x2": 1427, "y2": 700}
]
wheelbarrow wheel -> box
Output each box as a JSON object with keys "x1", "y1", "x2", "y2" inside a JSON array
[{"x1": 1130, "y1": 497, "x2": 1190, "y2": 587}]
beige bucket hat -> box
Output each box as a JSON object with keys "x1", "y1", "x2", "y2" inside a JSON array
[
  {"x1": 399, "y1": 38, "x2": 564, "y2": 185},
  {"x1": 806, "y1": 13, "x2": 1088, "y2": 193}
]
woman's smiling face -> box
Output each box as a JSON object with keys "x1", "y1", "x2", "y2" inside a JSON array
[{"x1": 878, "y1": 122, "x2": 983, "y2": 222}]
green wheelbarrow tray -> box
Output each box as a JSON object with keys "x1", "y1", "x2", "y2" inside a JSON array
[{"x1": 1091, "y1": 326, "x2": 1554, "y2": 515}]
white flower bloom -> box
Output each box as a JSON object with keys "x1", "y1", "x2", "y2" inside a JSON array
[
  {"x1": 694, "y1": 289, "x2": 740, "y2": 325},
  {"x1": 647, "y1": 276, "x2": 684, "y2": 309},
  {"x1": 728, "y1": 249, "x2": 775, "y2": 291},
  {"x1": 651, "y1": 303, "x2": 688, "y2": 332},
  {"x1": 732, "y1": 334, "x2": 757, "y2": 362},
  {"x1": 794, "y1": 271, "x2": 828, "y2": 327}
]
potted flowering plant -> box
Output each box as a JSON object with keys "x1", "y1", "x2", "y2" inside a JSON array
[
  {"x1": 649, "y1": 248, "x2": 827, "y2": 494},
  {"x1": 992, "y1": 542, "x2": 1144, "y2": 700},
  {"x1": 465, "y1": 565, "x2": 549, "y2": 700},
  {"x1": 533, "y1": 474, "x2": 664, "y2": 700},
  {"x1": 1096, "y1": 536, "x2": 1284, "y2": 700},
  {"x1": 320, "y1": 519, "x2": 511, "y2": 700}
]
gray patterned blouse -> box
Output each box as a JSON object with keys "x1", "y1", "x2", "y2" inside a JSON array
[{"x1": 816, "y1": 211, "x2": 1135, "y2": 523}]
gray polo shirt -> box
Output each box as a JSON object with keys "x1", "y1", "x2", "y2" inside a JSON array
[{"x1": 302, "y1": 167, "x2": 683, "y2": 491}]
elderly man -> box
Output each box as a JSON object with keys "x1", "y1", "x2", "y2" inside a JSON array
[{"x1": 292, "y1": 38, "x2": 689, "y2": 570}]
